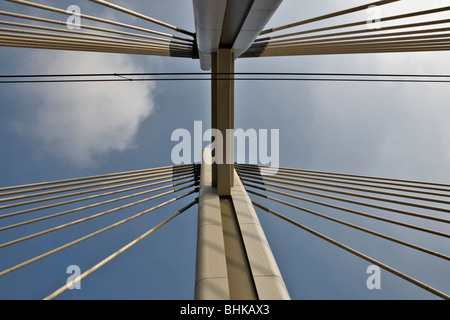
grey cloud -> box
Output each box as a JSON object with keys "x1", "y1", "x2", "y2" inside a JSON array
[{"x1": 19, "y1": 51, "x2": 156, "y2": 167}]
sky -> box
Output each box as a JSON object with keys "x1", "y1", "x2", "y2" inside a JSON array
[{"x1": 0, "y1": 0, "x2": 449, "y2": 300}]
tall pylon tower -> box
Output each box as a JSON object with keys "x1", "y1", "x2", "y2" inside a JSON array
[{"x1": 192, "y1": 0, "x2": 290, "y2": 299}]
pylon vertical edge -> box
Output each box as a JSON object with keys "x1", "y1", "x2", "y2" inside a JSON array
[
  {"x1": 195, "y1": 148, "x2": 230, "y2": 300},
  {"x1": 231, "y1": 170, "x2": 291, "y2": 300},
  {"x1": 216, "y1": 48, "x2": 234, "y2": 196},
  {"x1": 211, "y1": 51, "x2": 218, "y2": 188}
]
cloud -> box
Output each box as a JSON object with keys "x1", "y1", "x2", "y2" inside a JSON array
[
  {"x1": 21, "y1": 51, "x2": 155, "y2": 167},
  {"x1": 369, "y1": 52, "x2": 450, "y2": 181}
]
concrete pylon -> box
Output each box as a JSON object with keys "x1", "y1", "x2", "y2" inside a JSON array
[{"x1": 195, "y1": 148, "x2": 290, "y2": 300}]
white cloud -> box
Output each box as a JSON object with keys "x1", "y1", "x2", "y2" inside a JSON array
[{"x1": 22, "y1": 51, "x2": 155, "y2": 167}]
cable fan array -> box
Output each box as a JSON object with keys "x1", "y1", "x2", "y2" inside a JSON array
[
  {"x1": 0, "y1": 0, "x2": 196, "y2": 58},
  {"x1": 236, "y1": 164, "x2": 450, "y2": 300},
  {"x1": 0, "y1": 164, "x2": 200, "y2": 299},
  {"x1": 243, "y1": 0, "x2": 450, "y2": 57}
]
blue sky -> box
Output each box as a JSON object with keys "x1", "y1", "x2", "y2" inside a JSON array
[{"x1": 0, "y1": 0, "x2": 449, "y2": 300}]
